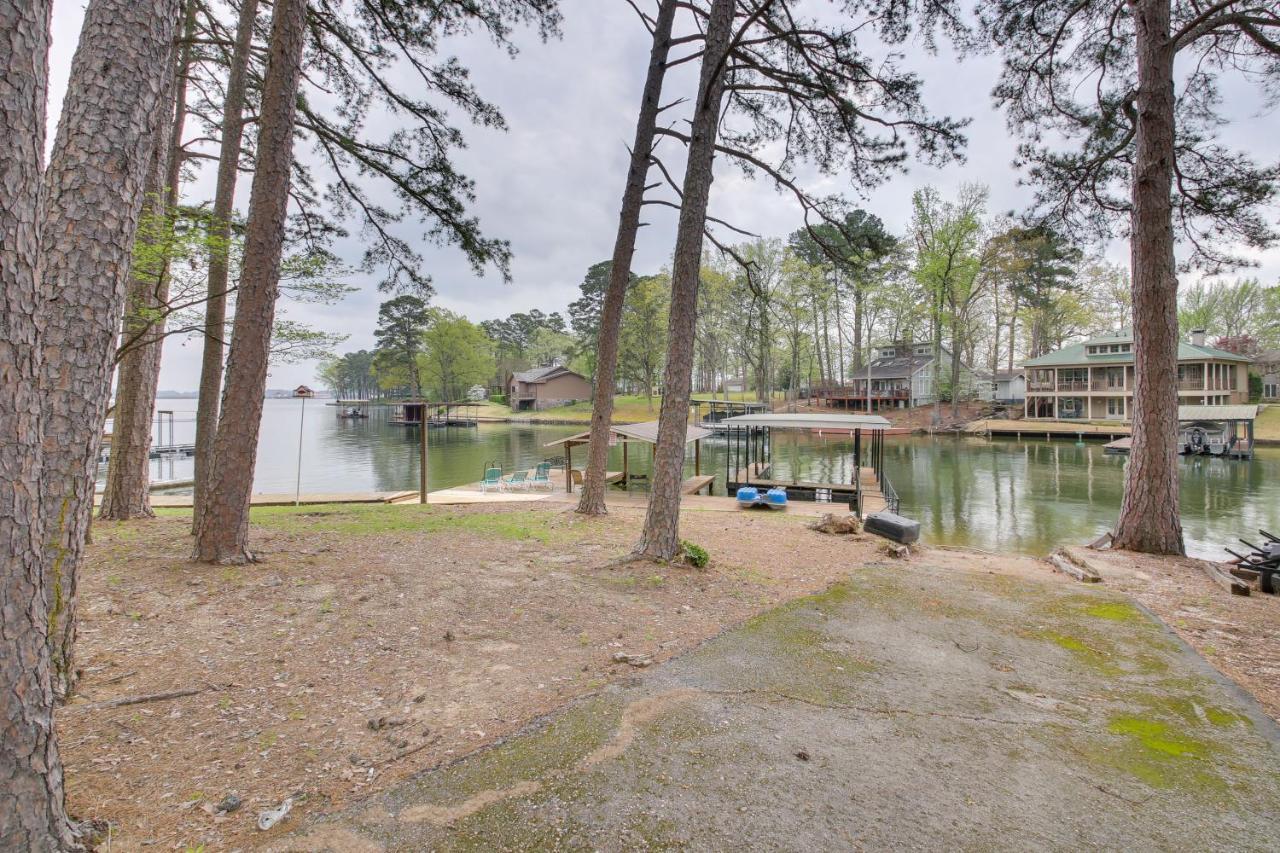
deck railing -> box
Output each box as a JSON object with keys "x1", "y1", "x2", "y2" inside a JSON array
[
  {"x1": 1056, "y1": 380, "x2": 1089, "y2": 391},
  {"x1": 1178, "y1": 379, "x2": 1206, "y2": 392}
]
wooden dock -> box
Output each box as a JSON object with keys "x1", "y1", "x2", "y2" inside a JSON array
[
  {"x1": 120, "y1": 491, "x2": 419, "y2": 509},
  {"x1": 966, "y1": 419, "x2": 1131, "y2": 440}
]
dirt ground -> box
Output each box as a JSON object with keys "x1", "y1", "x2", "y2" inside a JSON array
[
  {"x1": 65, "y1": 502, "x2": 909, "y2": 850},
  {"x1": 63, "y1": 501, "x2": 1279, "y2": 849}
]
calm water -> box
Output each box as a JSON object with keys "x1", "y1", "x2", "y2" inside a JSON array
[{"x1": 111, "y1": 399, "x2": 1280, "y2": 560}]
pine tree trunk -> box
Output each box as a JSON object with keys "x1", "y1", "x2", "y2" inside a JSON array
[
  {"x1": 100, "y1": 4, "x2": 192, "y2": 520},
  {"x1": 1113, "y1": 0, "x2": 1184, "y2": 555},
  {"x1": 98, "y1": 126, "x2": 170, "y2": 520},
  {"x1": 577, "y1": 0, "x2": 676, "y2": 516},
  {"x1": 950, "y1": 315, "x2": 962, "y2": 419},
  {"x1": 38, "y1": 0, "x2": 182, "y2": 702},
  {"x1": 0, "y1": 2, "x2": 80, "y2": 846},
  {"x1": 192, "y1": 0, "x2": 259, "y2": 533},
  {"x1": 634, "y1": 0, "x2": 735, "y2": 561},
  {"x1": 193, "y1": 0, "x2": 308, "y2": 563}
]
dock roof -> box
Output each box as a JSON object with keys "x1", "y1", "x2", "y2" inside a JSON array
[
  {"x1": 546, "y1": 420, "x2": 713, "y2": 447},
  {"x1": 1178, "y1": 404, "x2": 1259, "y2": 422}
]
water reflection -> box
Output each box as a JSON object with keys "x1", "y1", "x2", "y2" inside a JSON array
[{"x1": 102, "y1": 400, "x2": 1280, "y2": 560}]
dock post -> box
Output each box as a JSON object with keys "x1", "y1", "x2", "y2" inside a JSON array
[{"x1": 419, "y1": 418, "x2": 429, "y2": 504}]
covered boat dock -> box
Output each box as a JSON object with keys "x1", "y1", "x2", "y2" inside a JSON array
[
  {"x1": 1104, "y1": 404, "x2": 1258, "y2": 459},
  {"x1": 720, "y1": 413, "x2": 897, "y2": 516},
  {"x1": 390, "y1": 400, "x2": 480, "y2": 427},
  {"x1": 545, "y1": 421, "x2": 716, "y2": 495}
]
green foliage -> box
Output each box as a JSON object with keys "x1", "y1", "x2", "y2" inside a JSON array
[
  {"x1": 680, "y1": 540, "x2": 709, "y2": 569},
  {"x1": 618, "y1": 274, "x2": 670, "y2": 404},
  {"x1": 1248, "y1": 373, "x2": 1263, "y2": 403},
  {"x1": 418, "y1": 309, "x2": 496, "y2": 401}
]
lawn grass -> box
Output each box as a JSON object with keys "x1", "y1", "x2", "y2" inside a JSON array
[
  {"x1": 1254, "y1": 403, "x2": 1280, "y2": 442},
  {"x1": 510, "y1": 391, "x2": 781, "y2": 424}
]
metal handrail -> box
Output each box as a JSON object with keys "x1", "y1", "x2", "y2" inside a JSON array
[{"x1": 881, "y1": 473, "x2": 900, "y2": 515}]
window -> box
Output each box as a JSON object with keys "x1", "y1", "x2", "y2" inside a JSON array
[
  {"x1": 1265, "y1": 383, "x2": 1278, "y2": 399},
  {"x1": 1107, "y1": 398, "x2": 1123, "y2": 417}
]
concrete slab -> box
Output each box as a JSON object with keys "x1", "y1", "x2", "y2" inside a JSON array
[{"x1": 274, "y1": 566, "x2": 1280, "y2": 851}]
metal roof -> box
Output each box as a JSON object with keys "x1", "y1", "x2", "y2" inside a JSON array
[
  {"x1": 721, "y1": 413, "x2": 893, "y2": 431},
  {"x1": 546, "y1": 420, "x2": 713, "y2": 447},
  {"x1": 1177, "y1": 404, "x2": 1259, "y2": 422},
  {"x1": 511, "y1": 365, "x2": 579, "y2": 384},
  {"x1": 1024, "y1": 340, "x2": 1251, "y2": 367}
]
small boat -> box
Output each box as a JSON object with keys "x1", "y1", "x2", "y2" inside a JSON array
[
  {"x1": 337, "y1": 407, "x2": 368, "y2": 419},
  {"x1": 735, "y1": 486, "x2": 788, "y2": 510}
]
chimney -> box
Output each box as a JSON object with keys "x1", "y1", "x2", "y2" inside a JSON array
[{"x1": 1190, "y1": 328, "x2": 1206, "y2": 347}]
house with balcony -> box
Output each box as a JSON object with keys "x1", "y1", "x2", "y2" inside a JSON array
[
  {"x1": 1022, "y1": 329, "x2": 1251, "y2": 420},
  {"x1": 506, "y1": 364, "x2": 593, "y2": 411},
  {"x1": 816, "y1": 340, "x2": 982, "y2": 410}
]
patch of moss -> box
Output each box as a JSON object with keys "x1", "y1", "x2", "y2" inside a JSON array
[
  {"x1": 1083, "y1": 601, "x2": 1146, "y2": 623},
  {"x1": 1107, "y1": 716, "x2": 1208, "y2": 758}
]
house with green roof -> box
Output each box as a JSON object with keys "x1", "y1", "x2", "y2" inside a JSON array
[{"x1": 1022, "y1": 328, "x2": 1251, "y2": 420}]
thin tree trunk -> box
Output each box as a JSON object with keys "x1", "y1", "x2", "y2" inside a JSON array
[
  {"x1": 577, "y1": 0, "x2": 677, "y2": 516},
  {"x1": 192, "y1": 0, "x2": 259, "y2": 533},
  {"x1": 101, "y1": 3, "x2": 193, "y2": 520},
  {"x1": 1007, "y1": 294, "x2": 1017, "y2": 373},
  {"x1": 193, "y1": 0, "x2": 308, "y2": 563},
  {"x1": 634, "y1": 0, "x2": 735, "y2": 561},
  {"x1": 950, "y1": 315, "x2": 962, "y2": 419},
  {"x1": 1113, "y1": 0, "x2": 1183, "y2": 555},
  {"x1": 0, "y1": 1, "x2": 80, "y2": 846},
  {"x1": 38, "y1": 0, "x2": 182, "y2": 702}
]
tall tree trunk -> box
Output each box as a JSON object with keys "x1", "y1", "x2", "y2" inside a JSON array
[
  {"x1": 0, "y1": 2, "x2": 79, "y2": 846},
  {"x1": 1113, "y1": 0, "x2": 1183, "y2": 555},
  {"x1": 577, "y1": 0, "x2": 676, "y2": 515},
  {"x1": 192, "y1": 0, "x2": 260, "y2": 533},
  {"x1": 930, "y1": 303, "x2": 943, "y2": 425},
  {"x1": 1007, "y1": 294, "x2": 1017, "y2": 373},
  {"x1": 38, "y1": 0, "x2": 182, "y2": 702},
  {"x1": 634, "y1": 0, "x2": 735, "y2": 561},
  {"x1": 950, "y1": 314, "x2": 962, "y2": 419},
  {"x1": 100, "y1": 3, "x2": 193, "y2": 520},
  {"x1": 193, "y1": 0, "x2": 308, "y2": 563}
]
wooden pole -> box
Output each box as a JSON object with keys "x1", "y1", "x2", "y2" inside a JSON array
[
  {"x1": 418, "y1": 418, "x2": 429, "y2": 504},
  {"x1": 623, "y1": 440, "x2": 629, "y2": 489},
  {"x1": 694, "y1": 439, "x2": 701, "y2": 475},
  {"x1": 565, "y1": 442, "x2": 573, "y2": 493}
]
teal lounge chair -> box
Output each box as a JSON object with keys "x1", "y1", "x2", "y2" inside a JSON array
[
  {"x1": 480, "y1": 467, "x2": 504, "y2": 493},
  {"x1": 504, "y1": 470, "x2": 529, "y2": 490},
  {"x1": 530, "y1": 463, "x2": 553, "y2": 491}
]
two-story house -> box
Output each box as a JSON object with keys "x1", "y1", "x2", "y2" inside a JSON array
[
  {"x1": 506, "y1": 365, "x2": 593, "y2": 411},
  {"x1": 1022, "y1": 329, "x2": 1251, "y2": 420},
  {"x1": 824, "y1": 341, "x2": 983, "y2": 410}
]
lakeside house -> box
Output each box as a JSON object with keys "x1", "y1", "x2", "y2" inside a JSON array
[
  {"x1": 992, "y1": 370, "x2": 1026, "y2": 404},
  {"x1": 1022, "y1": 328, "x2": 1251, "y2": 420},
  {"x1": 1255, "y1": 350, "x2": 1280, "y2": 401},
  {"x1": 819, "y1": 340, "x2": 983, "y2": 410},
  {"x1": 506, "y1": 364, "x2": 593, "y2": 411}
]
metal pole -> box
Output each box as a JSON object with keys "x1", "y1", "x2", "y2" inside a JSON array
[
  {"x1": 294, "y1": 396, "x2": 306, "y2": 506},
  {"x1": 419, "y1": 416, "x2": 429, "y2": 504}
]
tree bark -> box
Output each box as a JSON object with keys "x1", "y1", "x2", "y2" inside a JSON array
[
  {"x1": 0, "y1": 2, "x2": 81, "y2": 846},
  {"x1": 38, "y1": 0, "x2": 182, "y2": 702},
  {"x1": 634, "y1": 0, "x2": 735, "y2": 561},
  {"x1": 193, "y1": 0, "x2": 308, "y2": 563},
  {"x1": 192, "y1": 0, "x2": 260, "y2": 533},
  {"x1": 577, "y1": 0, "x2": 677, "y2": 516},
  {"x1": 1113, "y1": 0, "x2": 1184, "y2": 555},
  {"x1": 100, "y1": 3, "x2": 193, "y2": 520}
]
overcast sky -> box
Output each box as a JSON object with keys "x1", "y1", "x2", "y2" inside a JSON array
[{"x1": 48, "y1": 0, "x2": 1280, "y2": 391}]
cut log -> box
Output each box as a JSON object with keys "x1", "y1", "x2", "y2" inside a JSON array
[
  {"x1": 1199, "y1": 561, "x2": 1250, "y2": 597},
  {"x1": 1048, "y1": 551, "x2": 1101, "y2": 584},
  {"x1": 1229, "y1": 566, "x2": 1261, "y2": 583},
  {"x1": 1087, "y1": 531, "x2": 1114, "y2": 550}
]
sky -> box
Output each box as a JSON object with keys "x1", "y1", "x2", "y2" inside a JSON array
[{"x1": 47, "y1": 0, "x2": 1280, "y2": 391}]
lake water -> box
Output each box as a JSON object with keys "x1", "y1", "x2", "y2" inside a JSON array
[{"x1": 116, "y1": 398, "x2": 1280, "y2": 560}]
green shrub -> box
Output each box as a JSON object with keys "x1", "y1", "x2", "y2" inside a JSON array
[
  {"x1": 1248, "y1": 373, "x2": 1263, "y2": 402},
  {"x1": 681, "y1": 540, "x2": 709, "y2": 569}
]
